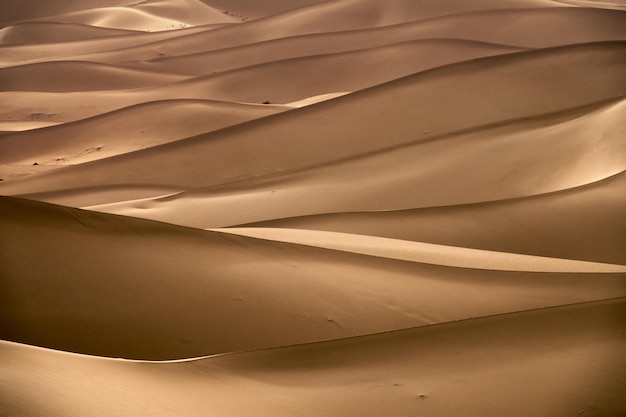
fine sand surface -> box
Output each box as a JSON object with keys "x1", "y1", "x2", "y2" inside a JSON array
[{"x1": 1, "y1": 0, "x2": 625, "y2": 416}]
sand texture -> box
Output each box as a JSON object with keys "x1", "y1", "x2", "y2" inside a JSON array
[{"x1": 1, "y1": 0, "x2": 625, "y2": 416}]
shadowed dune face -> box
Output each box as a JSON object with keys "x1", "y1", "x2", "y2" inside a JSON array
[
  {"x1": 1, "y1": 0, "x2": 625, "y2": 415},
  {"x1": 1, "y1": 300, "x2": 624, "y2": 417},
  {"x1": 0, "y1": 99, "x2": 288, "y2": 175},
  {"x1": 2, "y1": 196, "x2": 625, "y2": 360},
  {"x1": 1, "y1": 0, "x2": 238, "y2": 31},
  {"x1": 0, "y1": 22, "x2": 139, "y2": 46},
  {"x1": 1, "y1": 42, "x2": 625, "y2": 196},
  {"x1": 247, "y1": 171, "x2": 626, "y2": 265},
  {"x1": 0, "y1": 61, "x2": 187, "y2": 92},
  {"x1": 81, "y1": 98, "x2": 626, "y2": 231}
]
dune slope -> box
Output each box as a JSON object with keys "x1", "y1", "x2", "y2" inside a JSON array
[
  {"x1": 82, "y1": 98, "x2": 626, "y2": 229},
  {"x1": 1, "y1": 299, "x2": 624, "y2": 417},
  {"x1": 1, "y1": 42, "x2": 624, "y2": 197},
  {"x1": 3, "y1": 196, "x2": 623, "y2": 360},
  {"x1": 250, "y1": 171, "x2": 626, "y2": 265},
  {"x1": 1, "y1": 0, "x2": 625, "y2": 415},
  {"x1": 0, "y1": 99, "x2": 287, "y2": 172}
]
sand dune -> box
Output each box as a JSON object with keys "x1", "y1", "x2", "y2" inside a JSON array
[
  {"x1": 0, "y1": 39, "x2": 523, "y2": 122},
  {"x1": 0, "y1": 99, "x2": 286, "y2": 174},
  {"x1": 46, "y1": 0, "x2": 568, "y2": 66},
  {"x1": 2, "y1": 299, "x2": 624, "y2": 416},
  {"x1": 199, "y1": 0, "x2": 331, "y2": 19},
  {"x1": 0, "y1": 68, "x2": 299, "y2": 124},
  {"x1": 0, "y1": 22, "x2": 138, "y2": 45},
  {"x1": 4, "y1": 184, "x2": 190, "y2": 208},
  {"x1": 32, "y1": 7, "x2": 220, "y2": 32},
  {"x1": 556, "y1": 0, "x2": 626, "y2": 9},
  {"x1": 0, "y1": 0, "x2": 139, "y2": 24},
  {"x1": 153, "y1": 39, "x2": 527, "y2": 103},
  {"x1": 5, "y1": 0, "x2": 237, "y2": 32},
  {"x1": 0, "y1": 25, "x2": 211, "y2": 68},
  {"x1": 252, "y1": 171, "x2": 626, "y2": 265},
  {"x1": 4, "y1": 2, "x2": 620, "y2": 70},
  {"x1": 215, "y1": 227, "x2": 626, "y2": 273},
  {"x1": 1, "y1": 0, "x2": 624, "y2": 415},
  {"x1": 136, "y1": 36, "x2": 527, "y2": 77},
  {"x1": 61, "y1": 5, "x2": 626, "y2": 67},
  {"x1": 83, "y1": 98, "x2": 626, "y2": 228},
  {"x1": 0, "y1": 60, "x2": 186, "y2": 92},
  {"x1": 2, "y1": 42, "x2": 624, "y2": 197},
  {"x1": 10, "y1": 7, "x2": 623, "y2": 72},
  {"x1": 132, "y1": 7, "x2": 626, "y2": 75},
  {"x1": 2, "y1": 196, "x2": 624, "y2": 360},
  {"x1": 155, "y1": 0, "x2": 571, "y2": 49},
  {"x1": 0, "y1": 120, "x2": 62, "y2": 132}
]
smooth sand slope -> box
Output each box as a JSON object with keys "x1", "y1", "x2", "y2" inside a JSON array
[
  {"x1": 1, "y1": 0, "x2": 625, "y2": 415},
  {"x1": 214, "y1": 227, "x2": 626, "y2": 273},
  {"x1": 127, "y1": 7, "x2": 626, "y2": 75},
  {"x1": 0, "y1": 25, "x2": 211, "y2": 68},
  {"x1": 0, "y1": 0, "x2": 141, "y2": 24},
  {"x1": 250, "y1": 171, "x2": 626, "y2": 265},
  {"x1": 3, "y1": 196, "x2": 623, "y2": 360},
  {"x1": 0, "y1": 60, "x2": 186, "y2": 92},
  {"x1": 1, "y1": 42, "x2": 624, "y2": 197},
  {"x1": 0, "y1": 22, "x2": 138, "y2": 45},
  {"x1": 198, "y1": 0, "x2": 330, "y2": 19},
  {"x1": 2, "y1": 0, "x2": 237, "y2": 31},
  {"x1": 3, "y1": 7, "x2": 624, "y2": 70},
  {"x1": 0, "y1": 39, "x2": 525, "y2": 124},
  {"x1": 0, "y1": 99, "x2": 287, "y2": 179},
  {"x1": 84, "y1": 98, "x2": 626, "y2": 228},
  {"x1": 2, "y1": 299, "x2": 624, "y2": 417}
]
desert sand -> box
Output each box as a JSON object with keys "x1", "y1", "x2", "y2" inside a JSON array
[{"x1": 1, "y1": 0, "x2": 625, "y2": 416}]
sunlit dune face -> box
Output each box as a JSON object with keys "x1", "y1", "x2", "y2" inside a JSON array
[{"x1": 1, "y1": 0, "x2": 625, "y2": 416}]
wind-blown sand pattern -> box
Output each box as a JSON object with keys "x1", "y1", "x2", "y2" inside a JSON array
[{"x1": 1, "y1": 0, "x2": 624, "y2": 416}]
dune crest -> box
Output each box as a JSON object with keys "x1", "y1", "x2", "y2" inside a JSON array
[
  {"x1": 2, "y1": 299, "x2": 625, "y2": 416},
  {"x1": 1, "y1": 0, "x2": 625, "y2": 415},
  {"x1": 213, "y1": 227, "x2": 626, "y2": 273}
]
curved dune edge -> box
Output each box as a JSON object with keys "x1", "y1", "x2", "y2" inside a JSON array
[
  {"x1": 2, "y1": 42, "x2": 625, "y2": 198},
  {"x1": 247, "y1": 169, "x2": 626, "y2": 265},
  {"x1": 3, "y1": 195, "x2": 624, "y2": 360},
  {"x1": 0, "y1": 99, "x2": 289, "y2": 170},
  {"x1": 79, "y1": 97, "x2": 626, "y2": 230},
  {"x1": 1, "y1": 0, "x2": 625, "y2": 415},
  {"x1": 20, "y1": 97, "x2": 623, "y2": 208},
  {"x1": 0, "y1": 60, "x2": 187, "y2": 92},
  {"x1": 0, "y1": 25, "x2": 211, "y2": 69},
  {"x1": 7, "y1": 7, "x2": 624, "y2": 71},
  {"x1": 213, "y1": 228, "x2": 626, "y2": 273},
  {"x1": 18, "y1": 1, "x2": 238, "y2": 32},
  {"x1": 1, "y1": 299, "x2": 624, "y2": 417},
  {"x1": 1, "y1": 296, "x2": 623, "y2": 363},
  {"x1": 0, "y1": 37, "x2": 534, "y2": 123},
  {"x1": 0, "y1": 22, "x2": 139, "y2": 46},
  {"x1": 69, "y1": 6, "x2": 626, "y2": 68},
  {"x1": 139, "y1": 38, "x2": 528, "y2": 77},
  {"x1": 554, "y1": 0, "x2": 626, "y2": 9},
  {"x1": 0, "y1": 120, "x2": 62, "y2": 131},
  {"x1": 286, "y1": 92, "x2": 351, "y2": 107}
]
